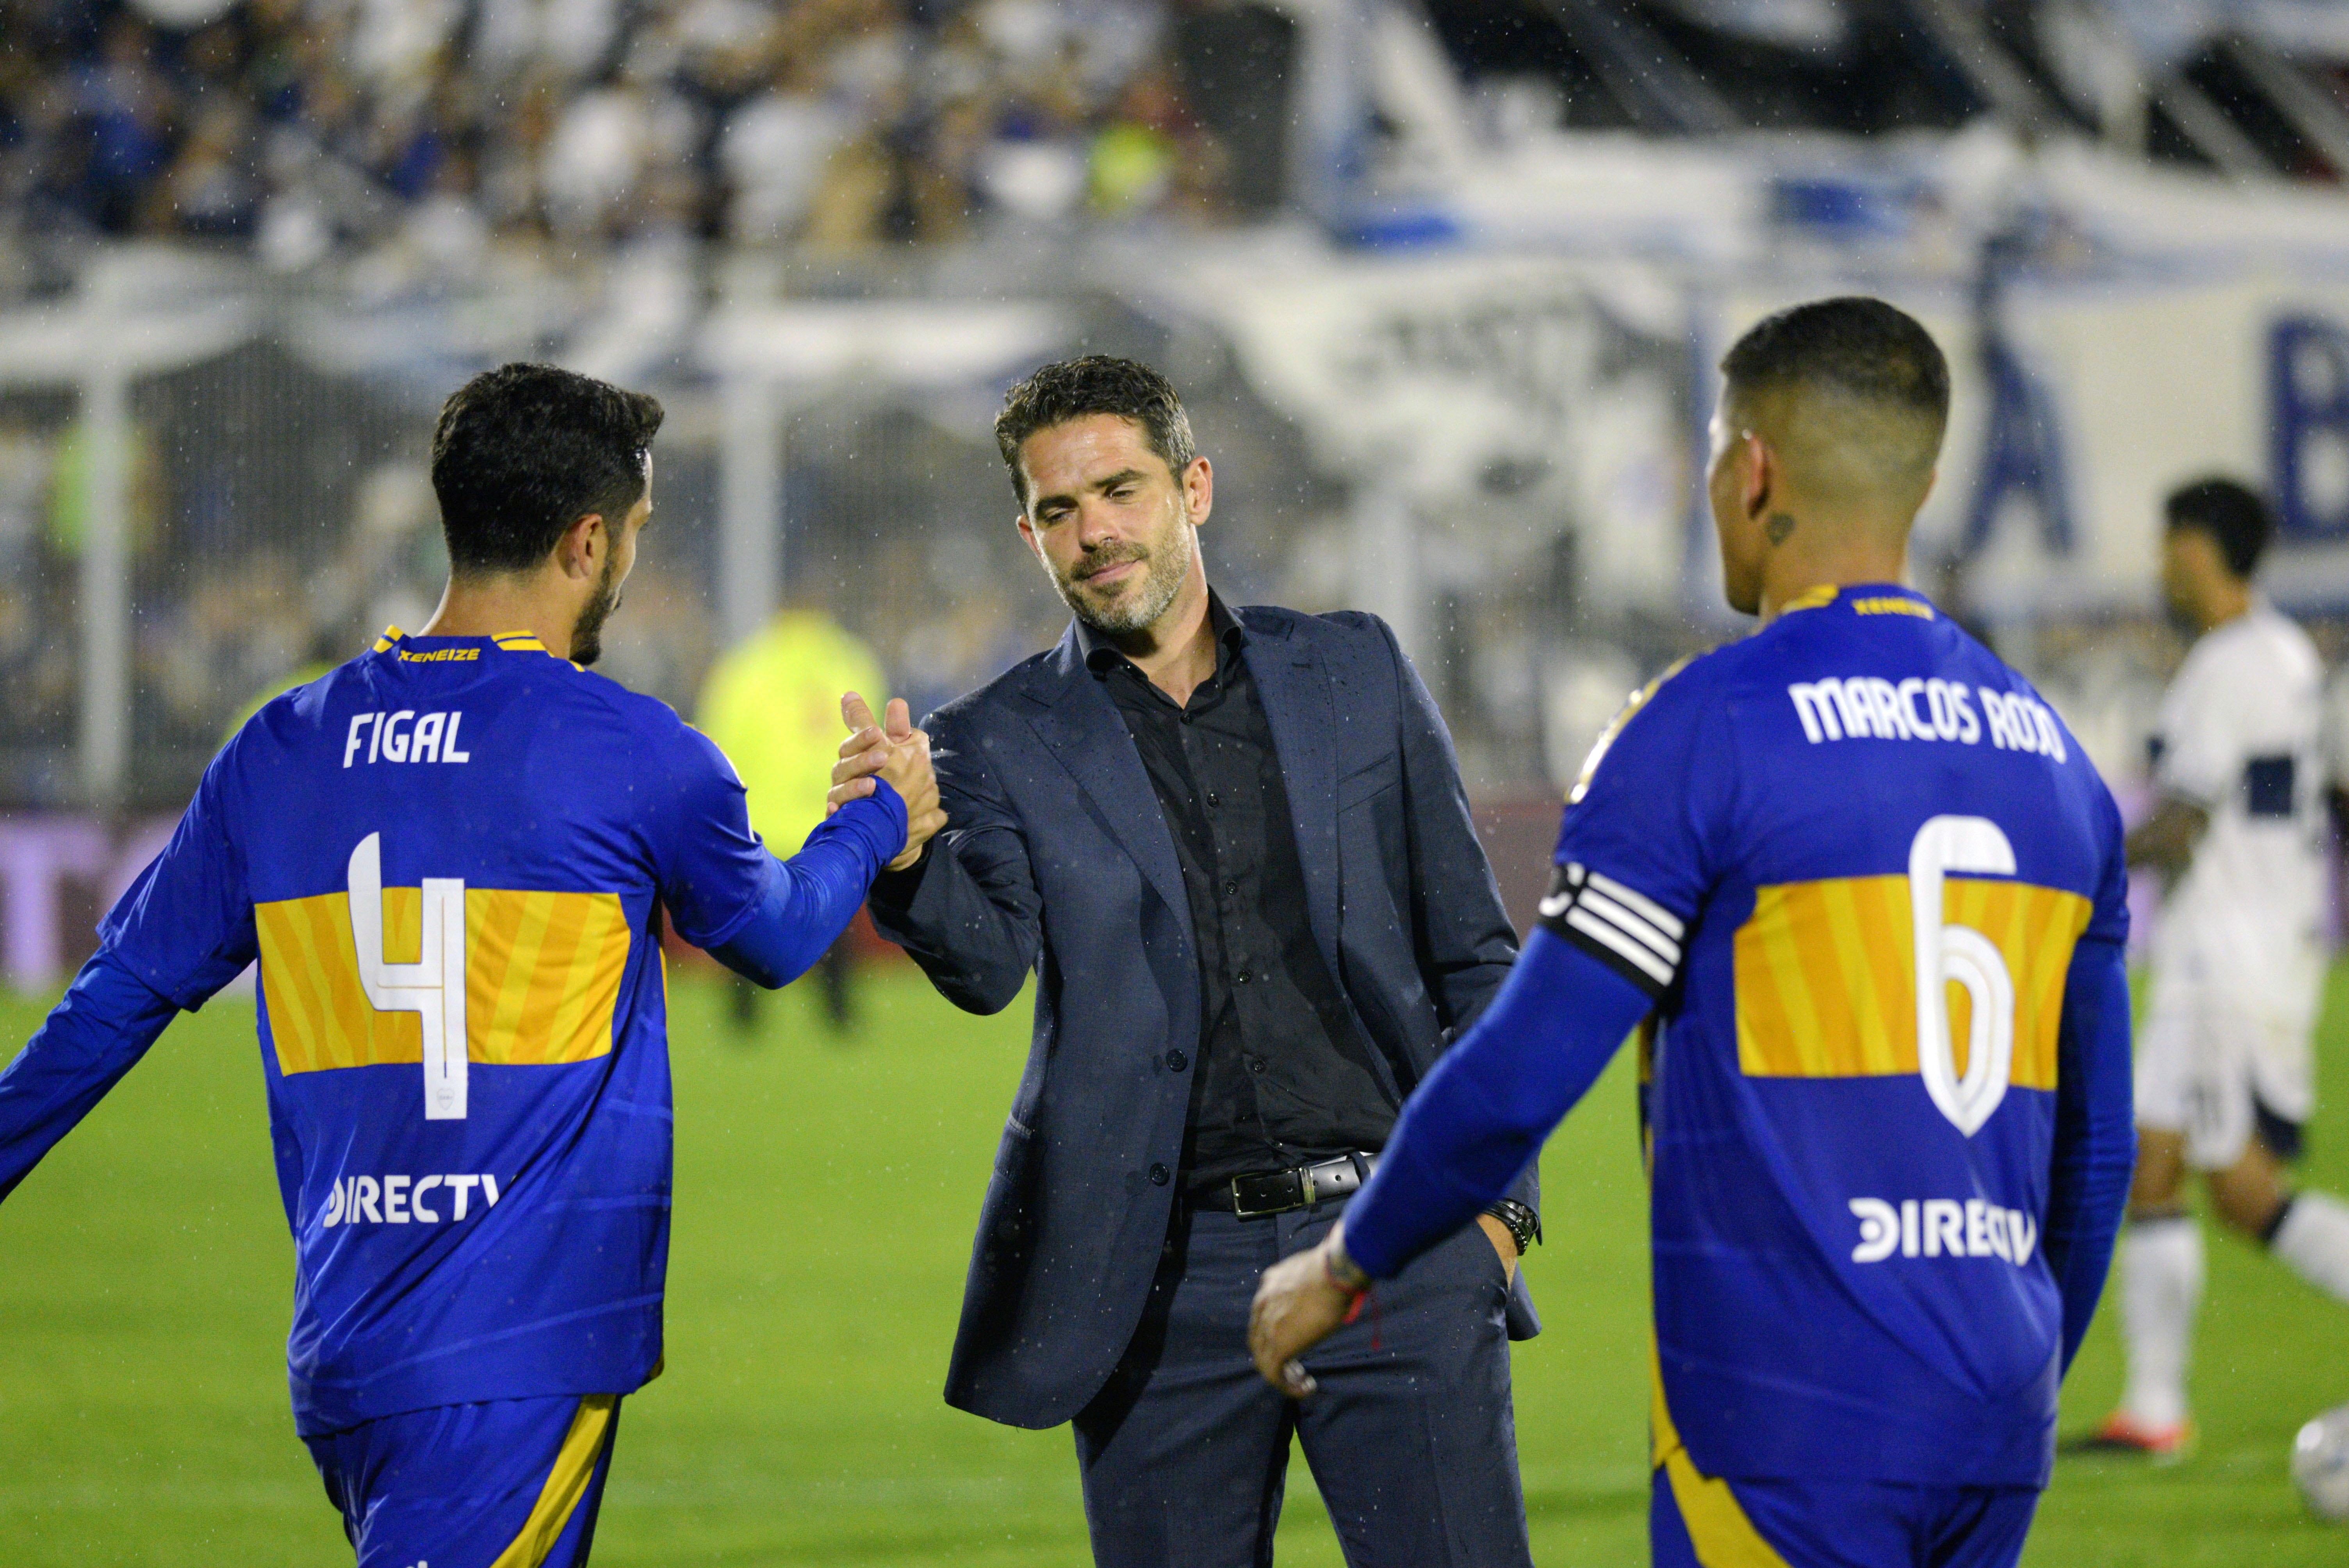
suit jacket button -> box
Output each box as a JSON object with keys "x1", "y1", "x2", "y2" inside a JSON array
[
  {"x1": 1148, "y1": 1163, "x2": 1171, "y2": 1186},
  {"x1": 1165, "y1": 1050, "x2": 1189, "y2": 1072}
]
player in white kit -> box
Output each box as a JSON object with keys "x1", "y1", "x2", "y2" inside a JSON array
[{"x1": 2090, "y1": 479, "x2": 2349, "y2": 1457}]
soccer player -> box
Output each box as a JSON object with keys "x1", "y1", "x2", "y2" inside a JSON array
[
  {"x1": 0, "y1": 363, "x2": 943, "y2": 1567},
  {"x1": 2088, "y1": 479, "x2": 2349, "y2": 1458},
  {"x1": 1251, "y1": 297, "x2": 2138, "y2": 1566}
]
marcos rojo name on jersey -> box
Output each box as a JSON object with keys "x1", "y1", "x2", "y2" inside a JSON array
[
  {"x1": 1787, "y1": 677, "x2": 2067, "y2": 759},
  {"x1": 320, "y1": 1172, "x2": 503, "y2": 1228}
]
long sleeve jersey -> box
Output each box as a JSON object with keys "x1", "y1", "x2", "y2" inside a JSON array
[
  {"x1": 0, "y1": 626, "x2": 904, "y2": 1435},
  {"x1": 1342, "y1": 584, "x2": 2135, "y2": 1490}
]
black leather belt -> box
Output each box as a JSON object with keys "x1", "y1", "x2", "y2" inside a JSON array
[{"x1": 1211, "y1": 1153, "x2": 1378, "y2": 1219}]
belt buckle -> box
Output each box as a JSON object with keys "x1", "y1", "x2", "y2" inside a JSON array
[{"x1": 1230, "y1": 1169, "x2": 1305, "y2": 1220}]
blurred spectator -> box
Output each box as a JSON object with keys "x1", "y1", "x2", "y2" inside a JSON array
[
  {"x1": 159, "y1": 97, "x2": 259, "y2": 233},
  {"x1": 1091, "y1": 61, "x2": 1217, "y2": 217},
  {"x1": 0, "y1": 0, "x2": 1252, "y2": 262},
  {"x1": 720, "y1": 80, "x2": 852, "y2": 242},
  {"x1": 84, "y1": 16, "x2": 181, "y2": 230}
]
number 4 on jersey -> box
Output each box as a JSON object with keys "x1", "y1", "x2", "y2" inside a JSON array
[{"x1": 347, "y1": 832, "x2": 468, "y2": 1120}]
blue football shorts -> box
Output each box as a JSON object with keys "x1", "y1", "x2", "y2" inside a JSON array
[
  {"x1": 1652, "y1": 1459, "x2": 2038, "y2": 1568},
  {"x1": 305, "y1": 1393, "x2": 623, "y2": 1568}
]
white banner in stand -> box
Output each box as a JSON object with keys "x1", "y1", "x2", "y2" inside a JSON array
[
  {"x1": 1705, "y1": 276, "x2": 2349, "y2": 617},
  {"x1": 1167, "y1": 253, "x2": 1693, "y2": 613},
  {"x1": 1171, "y1": 242, "x2": 2349, "y2": 618}
]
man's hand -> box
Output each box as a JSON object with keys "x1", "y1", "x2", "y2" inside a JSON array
[
  {"x1": 831, "y1": 692, "x2": 945, "y2": 871},
  {"x1": 1248, "y1": 1224, "x2": 1369, "y2": 1398},
  {"x1": 827, "y1": 704, "x2": 889, "y2": 816}
]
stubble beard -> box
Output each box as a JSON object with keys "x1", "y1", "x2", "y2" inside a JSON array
[
  {"x1": 569, "y1": 554, "x2": 624, "y2": 667},
  {"x1": 1050, "y1": 510, "x2": 1195, "y2": 637}
]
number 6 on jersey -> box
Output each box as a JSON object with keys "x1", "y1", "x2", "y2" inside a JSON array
[{"x1": 1909, "y1": 815, "x2": 2016, "y2": 1136}]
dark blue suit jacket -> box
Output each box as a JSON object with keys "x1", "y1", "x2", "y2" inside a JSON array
[{"x1": 870, "y1": 604, "x2": 1537, "y2": 1430}]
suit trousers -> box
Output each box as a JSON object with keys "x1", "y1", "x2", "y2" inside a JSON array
[{"x1": 1072, "y1": 1191, "x2": 1533, "y2": 1568}]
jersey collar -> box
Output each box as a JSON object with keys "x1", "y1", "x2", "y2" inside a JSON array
[
  {"x1": 373, "y1": 625, "x2": 551, "y2": 654},
  {"x1": 1778, "y1": 584, "x2": 1936, "y2": 619}
]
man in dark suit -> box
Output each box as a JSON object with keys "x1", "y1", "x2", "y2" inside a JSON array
[{"x1": 861, "y1": 356, "x2": 1540, "y2": 1567}]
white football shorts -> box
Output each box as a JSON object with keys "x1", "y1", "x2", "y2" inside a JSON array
[{"x1": 2135, "y1": 1003, "x2": 2315, "y2": 1169}]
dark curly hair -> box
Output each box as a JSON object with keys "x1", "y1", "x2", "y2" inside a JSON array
[
  {"x1": 993, "y1": 355, "x2": 1198, "y2": 508},
  {"x1": 430, "y1": 363, "x2": 665, "y2": 575}
]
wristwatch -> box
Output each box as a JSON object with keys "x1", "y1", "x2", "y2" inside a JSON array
[{"x1": 1483, "y1": 1199, "x2": 1541, "y2": 1254}]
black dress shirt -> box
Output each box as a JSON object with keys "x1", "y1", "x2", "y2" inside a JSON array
[{"x1": 1079, "y1": 593, "x2": 1399, "y2": 1194}]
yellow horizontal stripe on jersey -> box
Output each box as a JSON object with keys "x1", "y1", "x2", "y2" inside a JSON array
[
  {"x1": 253, "y1": 883, "x2": 423, "y2": 1071},
  {"x1": 256, "y1": 888, "x2": 630, "y2": 1077},
  {"x1": 1734, "y1": 874, "x2": 2090, "y2": 1089}
]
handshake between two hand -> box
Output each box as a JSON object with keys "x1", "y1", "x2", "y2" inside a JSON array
[{"x1": 826, "y1": 692, "x2": 947, "y2": 873}]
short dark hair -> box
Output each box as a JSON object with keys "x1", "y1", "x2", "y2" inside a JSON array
[
  {"x1": 2166, "y1": 476, "x2": 2271, "y2": 579},
  {"x1": 993, "y1": 355, "x2": 1198, "y2": 507},
  {"x1": 1720, "y1": 296, "x2": 1951, "y2": 433},
  {"x1": 430, "y1": 363, "x2": 664, "y2": 574}
]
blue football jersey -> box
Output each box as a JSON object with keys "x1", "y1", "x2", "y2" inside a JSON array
[
  {"x1": 99, "y1": 627, "x2": 776, "y2": 1434},
  {"x1": 1544, "y1": 584, "x2": 2128, "y2": 1487}
]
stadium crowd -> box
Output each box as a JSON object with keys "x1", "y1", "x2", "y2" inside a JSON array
[{"x1": 0, "y1": 0, "x2": 1273, "y2": 266}]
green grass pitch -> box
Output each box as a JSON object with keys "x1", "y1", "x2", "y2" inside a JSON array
[{"x1": 1, "y1": 962, "x2": 2345, "y2": 1564}]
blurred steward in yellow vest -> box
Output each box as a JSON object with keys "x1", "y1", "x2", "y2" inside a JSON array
[{"x1": 696, "y1": 609, "x2": 889, "y2": 1034}]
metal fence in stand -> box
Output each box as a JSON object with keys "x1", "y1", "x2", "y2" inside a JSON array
[
  {"x1": 0, "y1": 246, "x2": 1639, "y2": 990},
  {"x1": 0, "y1": 256, "x2": 1457, "y2": 826},
  {"x1": 19, "y1": 202, "x2": 2349, "y2": 987}
]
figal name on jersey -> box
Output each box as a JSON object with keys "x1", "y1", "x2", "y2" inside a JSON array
[
  {"x1": 320, "y1": 1172, "x2": 501, "y2": 1227},
  {"x1": 1848, "y1": 1196, "x2": 2038, "y2": 1265},
  {"x1": 1786, "y1": 678, "x2": 2066, "y2": 760},
  {"x1": 343, "y1": 710, "x2": 471, "y2": 767}
]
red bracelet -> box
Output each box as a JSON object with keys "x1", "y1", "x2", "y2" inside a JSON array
[{"x1": 1324, "y1": 1251, "x2": 1369, "y2": 1297}]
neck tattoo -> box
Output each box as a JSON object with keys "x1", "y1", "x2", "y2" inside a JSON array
[{"x1": 1764, "y1": 513, "x2": 1797, "y2": 545}]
